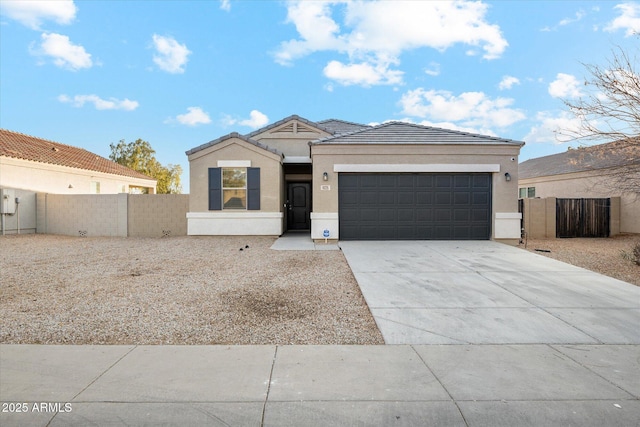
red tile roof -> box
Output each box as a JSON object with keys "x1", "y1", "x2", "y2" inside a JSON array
[{"x1": 0, "y1": 129, "x2": 155, "y2": 181}]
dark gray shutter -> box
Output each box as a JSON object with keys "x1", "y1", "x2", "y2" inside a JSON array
[
  {"x1": 247, "y1": 167, "x2": 260, "y2": 210},
  {"x1": 208, "y1": 168, "x2": 221, "y2": 210}
]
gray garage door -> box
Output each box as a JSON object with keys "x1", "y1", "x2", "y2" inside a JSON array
[{"x1": 339, "y1": 173, "x2": 491, "y2": 240}]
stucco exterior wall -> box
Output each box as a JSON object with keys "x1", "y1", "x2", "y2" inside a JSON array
[
  {"x1": 187, "y1": 137, "x2": 283, "y2": 213},
  {"x1": 33, "y1": 193, "x2": 188, "y2": 237},
  {"x1": 128, "y1": 194, "x2": 189, "y2": 237},
  {"x1": 39, "y1": 194, "x2": 128, "y2": 237},
  {"x1": 311, "y1": 143, "x2": 522, "y2": 241},
  {"x1": 519, "y1": 168, "x2": 640, "y2": 234},
  {"x1": 0, "y1": 156, "x2": 156, "y2": 195}
]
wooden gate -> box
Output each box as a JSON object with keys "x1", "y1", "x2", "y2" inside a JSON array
[{"x1": 556, "y1": 198, "x2": 610, "y2": 238}]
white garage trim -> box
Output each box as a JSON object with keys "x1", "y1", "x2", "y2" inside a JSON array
[{"x1": 333, "y1": 164, "x2": 501, "y2": 173}]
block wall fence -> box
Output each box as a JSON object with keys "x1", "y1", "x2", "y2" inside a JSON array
[{"x1": 33, "y1": 193, "x2": 189, "y2": 237}]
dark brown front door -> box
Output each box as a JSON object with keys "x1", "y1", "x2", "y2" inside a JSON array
[{"x1": 287, "y1": 182, "x2": 311, "y2": 230}]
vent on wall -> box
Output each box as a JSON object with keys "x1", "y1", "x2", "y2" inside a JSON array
[{"x1": 273, "y1": 122, "x2": 316, "y2": 134}]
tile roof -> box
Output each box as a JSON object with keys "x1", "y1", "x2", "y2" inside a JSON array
[
  {"x1": 185, "y1": 132, "x2": 283, "y2": 157},
  {"x1": 519, "y1": 139, "x2": 640, "y2": 179},
  {"x1": 316, "y1": 119, "x2": 371, "y2": 134},
  {"x1": 311, "y1": 121, "x2": 525, "y2": 146},
  {"x1": 0, "y1": 129, "x2": 156, "y2": 181}
]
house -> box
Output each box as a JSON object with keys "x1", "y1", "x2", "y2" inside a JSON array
[
  {"x1": 519, "y1": 139, "x2": 640, "y2": 234},
  {"x1": 0, "y1": 129, "x2": 157, "y2": 194},
  {"x1": 186, "y1": 115, "x2": 525, "y2": 243}
]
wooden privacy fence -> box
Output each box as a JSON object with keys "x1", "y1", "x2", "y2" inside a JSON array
[
  {"x1": 556, "y1": 198, "x2": 610, "y2": 238},
  {"x1": 520, "y1": 197, "x2": 620, "y2": 239}
]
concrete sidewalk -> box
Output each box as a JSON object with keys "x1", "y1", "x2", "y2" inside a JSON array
[{"x1": 1, "y1": 343, "x2": 639, "y2": 426}]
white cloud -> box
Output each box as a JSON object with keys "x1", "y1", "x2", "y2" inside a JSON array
[
  {"x1": 152, "y1": 34, "x2": 191, "y2": 74},
  {"x1": 175, "y1": 107, "x2": 211, "y2": 126},
  {"x1": 499, "y1": 75, "x2": 520, "y2": 90},
  {"x1": 424, "y1": 62, "x2": 441, "y2": 77},
  {"x1": 323, "y1": 60, "x2": 403, "y2": 86},
  {"x1": 0, "y1": 0, "x2": 76, "y2": 30},
  {"x1": 605, "y1": 3, "x2": 640, "y2": 36},
  {"x1": 399, "y1": 88, "x2": 526, "y2": 129},
  {"x1": 274, "y1": 1, "x2": 507, "y2": 87},
  {"x1": 548, "y1": 73, "x2": 583, "y2": 98},
  {"x1": 524, "y1": 111, "x2": 583, "y2": 144},
  {"x1": 240, "y1": 110, "x2": 269, "y2": 128},
  {"x1": 32, "y1": 32, "x2": 92, "y2": 71},
  {"x1": 58, "y1": 94, "x2": 138, "y2": 111},
  {"x1": 220, "y1": 0, "x2": 231, "y2": 12},
  {"x1": 222, "y1": 110, "x2": 269, "y2": 129}
]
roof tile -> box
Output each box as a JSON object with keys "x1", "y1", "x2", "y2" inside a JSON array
[{"x1": 0, "y1": 129, "x2": 156, "y2": 181}]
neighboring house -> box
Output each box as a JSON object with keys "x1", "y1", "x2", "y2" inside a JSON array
[
  {"x1": 519, "y1": 139, "x2": 640, "y2": 234},
  {"x1": 0, "y1": 129, "x2": 157, "y2": 194},
  {"x1": 186, "y1": 115, "x2": 524, "y2": 243}
]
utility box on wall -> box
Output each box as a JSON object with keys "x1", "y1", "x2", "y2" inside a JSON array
[{"x1": 1, "y1": 189, "x2": 16, "y2": 214}]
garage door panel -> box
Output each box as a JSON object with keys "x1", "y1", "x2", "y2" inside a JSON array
[
  {"x1": 435, "y1": 192, "x2": 451, "y2": 205},
  {"x1": 454, "y1": 175, "x2": 471, "y2": 188},
  {"x1": 398, "y1": 209, "x2": 415, "y2": 221},
  {"x1": 454, "y1": 193, "x2": 470, "y2": 205},
  {"x1": 360, "y1": 191, "x2": 377, "y2": 205},
  {"x1": 416, "y1": 175, "x2": 434, "y2": 187},
  {"x1": 398, "y1": 192, "x2": 414, "y2": 204},
  {"x1": 379, "y1": 209, "x2": 396, "y2": 221},
  {"x1": 339, "y1": 173, "x2": 491, "y2": 240},
  {"x1": 436, "y1": 175, "x2": 452, "y2": 187},
  {"x1": 379, "y1": 175, "x2": 396, "y2": 187},
  {"x1": 416, "y1": 192, "x2": 433, "y2": 205},
  {"x1": 473, "y1": 175, "x2": 491, "y2": 187},
  {"x1": 379, "y1": 192, "x2": 396, "y2": 204}
]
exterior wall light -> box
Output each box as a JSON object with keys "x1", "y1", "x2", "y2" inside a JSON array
[
  {"x1": 323, "y1": 172, "x2": 328, "y2": 181},
  {"x1": 504, "y1": 172, "x2": 511, "y2": 182}
]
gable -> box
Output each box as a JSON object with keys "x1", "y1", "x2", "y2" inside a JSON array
[
  {"x1": 187, "y1": 135, "x2": 282, "y2": 164},
  {"x1": 248, "y1": 116, "x2": 332, "y2": 142}
]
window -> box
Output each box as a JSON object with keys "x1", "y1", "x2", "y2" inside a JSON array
[
  {"x1": 519, "y1": 187, "x2": 536, "y2": 198},
  {"x1": 209, "y1": 167, "x2": 260, "y2": 211},
  {"x1": 90, "y1": 181, "x2": 100, "y2": 194},
  {"x1": 222, "y1": 168, "x2": 247, "y2": 209},
  {"x1": 527, "y1": 187, "x2": 536, "y2": 198}
]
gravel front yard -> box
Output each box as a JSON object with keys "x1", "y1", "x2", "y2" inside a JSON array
[
  {"x1": 520, "y1": 233, "x2": 640, "y2": 286},
  {"x1": 0, "y1": 235, "x2": 384, "y2": 345}
]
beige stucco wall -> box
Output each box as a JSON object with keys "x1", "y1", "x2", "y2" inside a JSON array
[
  {"x1": 34, "y1": 193, "x2": 188, "y2": 237},
  {"x1": 311, "y1": 143, "x2": 522, "y2": 240},
  {"x1": 0, "y1": 156, "x2": 156, "y2": 195},
  {"x1": 187, "y1": 137, "x2": 283, "y2": 213},
  {"x1": 519, "y1": 168, "x2": 640, "y2": 234},
  {"x1": 38, "y1": 194, "x2": 128, "y2": 237},
  {"x1": 128, "y1": 194, "x2": 189, "y2": 237}
]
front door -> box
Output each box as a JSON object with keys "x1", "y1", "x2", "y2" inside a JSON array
[{"x1": 287, "y1": 182, "x2": 311, "y2": 230}]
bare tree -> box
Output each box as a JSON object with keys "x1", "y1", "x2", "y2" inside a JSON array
[
  {"x1": 561, "y1": 44, "x2": 640, "y2": 142},
  {"x1": 560, "y1": 43, "x2": 640, "y2": 197}
]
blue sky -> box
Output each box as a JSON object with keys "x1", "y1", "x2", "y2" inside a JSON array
[{"x1": 1, "y1": 0, "x2": 638, "y2": 193}]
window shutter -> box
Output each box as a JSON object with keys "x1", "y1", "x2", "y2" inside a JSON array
[
  {"x1": 247, "y1": 167, "x2": 260, "y2": 210},
  {"x1": 208, "y1": 168, "x2": 222, "y2": 210}
]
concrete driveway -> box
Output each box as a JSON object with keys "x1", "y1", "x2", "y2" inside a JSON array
[{"x1": 339, "y1": 240, "x2": 640, "y2": 345}]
